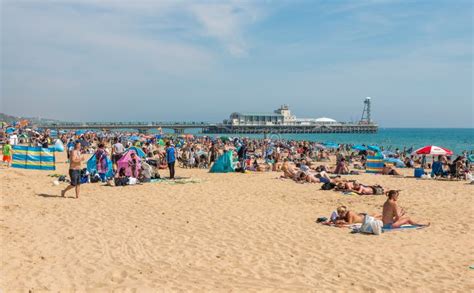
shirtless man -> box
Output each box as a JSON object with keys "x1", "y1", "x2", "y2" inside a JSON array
[
  {"x1": 61, "y1": 141, "x2": 84, "y2": 199},
  {"x1": 382, "y1": 190, "x2": 429, "y2": 228},
  {"x1": 352, "y1": 182, "x2": 374, "y2": 195}
]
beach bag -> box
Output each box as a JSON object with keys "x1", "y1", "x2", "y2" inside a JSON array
[
  {"x1": 321, "y1": 182, "x2": 336, "y2": 190},
  {"x1": 372, "y1": 185, "x2": 384, "y2": 195},
  {"x1": 360, "y1": 215, "x2": 383, "y2": 235}
]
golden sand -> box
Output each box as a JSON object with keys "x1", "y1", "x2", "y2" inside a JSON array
[{"x1": 1, "y1": 153, "x2": 473, "y2": 291}]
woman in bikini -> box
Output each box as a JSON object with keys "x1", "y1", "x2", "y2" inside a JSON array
[{"x1": 382, "y1": 190, "x2": 429, "y2": 228}]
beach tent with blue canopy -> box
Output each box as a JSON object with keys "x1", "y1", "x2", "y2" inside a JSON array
[
  {"x1": 352, "y1": 145, "x2": 367, "y2": 151},
  {"x1": 210, "y1": 151, "x2": 234, "y2": 173},
  {"x1": 6, "y1": 127, "x2": 15, "y2": 134},
  {"x1": 53, "y1": 139, "x2": 65, "y2": 152},
  {"x1": 87, "y1": 154, "x2": 114, "y2": 178},
  {"x1": 126, "y1": 146, "x2": 146, "y2": 158}
]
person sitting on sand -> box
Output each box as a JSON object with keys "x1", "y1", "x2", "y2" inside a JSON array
[
  {"x1": 382, "y1": 190, "x2": 429, "y2": 229},
  {"x1": 382, "y1": 164, "x2": 401, "y2": 176},
  {"x1": 334, "y1": 157, "x2": 349, "y2": 175},
  {"x1": 114, "y1": 167, "x2": 129, "y2": 186},
  {"x1": 281, "y1": 161, "x2": 298, "y2": 179}
]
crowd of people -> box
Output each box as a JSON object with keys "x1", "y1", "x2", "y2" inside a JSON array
[{"x1": 1, "y1": 127, "x2": 473, "y2": 199}]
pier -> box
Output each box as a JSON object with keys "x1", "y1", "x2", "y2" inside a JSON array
[{"x1": 36, "y1": 98, "x2": 378, "y2": 134}]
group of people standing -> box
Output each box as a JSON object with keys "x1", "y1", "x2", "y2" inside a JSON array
[{"x1": 61, "y1": 138, "x2": 177, "y2": 199}]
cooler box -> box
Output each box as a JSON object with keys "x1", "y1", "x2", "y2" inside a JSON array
[{"x1": 414, "y1": 168, "x2": 424, "y2": 178}]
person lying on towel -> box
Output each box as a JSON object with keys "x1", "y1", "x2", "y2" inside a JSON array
[{"x1": 330, "y1": 206, "x2": 381, "y2": 227}]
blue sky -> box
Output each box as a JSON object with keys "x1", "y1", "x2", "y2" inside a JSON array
[{"x1": 1, "y1": 0, "x2": 472, "y2": 127}]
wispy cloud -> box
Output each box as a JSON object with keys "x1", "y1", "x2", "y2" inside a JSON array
[{"x1": 189, "y1": 2, "x2": 262, "y2": 56}]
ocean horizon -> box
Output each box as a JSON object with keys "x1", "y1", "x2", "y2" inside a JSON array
[{"x1": 177, "y1": 127, "x2": 473, "y2": 155}]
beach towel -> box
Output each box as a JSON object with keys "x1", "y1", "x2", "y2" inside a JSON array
[
  {"x1": 382, "y1": 225, "x2": 428, "y2": 232},
  {"x1": 150, "y1": 178, "x2": 202, "y2": 185},
  {"x1": 366, "y1": 155, "x2": 384, "y2": 174},
  {"x1": 11, "y1": 145, "x2": 56, "y2": 170}
]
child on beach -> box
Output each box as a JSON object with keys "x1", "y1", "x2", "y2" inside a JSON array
[{"x1": 2, "y1": 141, "x2": 12, "y2": 168}]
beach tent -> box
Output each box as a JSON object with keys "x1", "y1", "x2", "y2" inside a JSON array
[
  {"x1": 87, "y1": 153, "x2": 114, "y2": 178},
  {"x1": 53, "y1": 139, "x2": 65, "y2": 152},
  {"x1": 117, "y1": 149, "x2": 142, "y2": 177},
  {"x1": 210, "y1": 151, "x2": 234, "y2": 173},
  {"x1": 11, "y1": 145, "x2": 56, "y2": 170},
  {"x1": 126, "y1": 146, "x2": 146, "y2": 158},
  {"x1": 366, "y1": 155, "x2": 384, "y2": 174},
  {"x1": 6, "y1": 127, "x2": 15, "y2": 134}
]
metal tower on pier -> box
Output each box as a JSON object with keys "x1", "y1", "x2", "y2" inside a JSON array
[{"x1": 360, "y1": 97, "x2": 372, "y2": 124}]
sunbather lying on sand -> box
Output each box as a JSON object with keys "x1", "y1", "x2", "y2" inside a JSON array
[
  {"x1": 351, "y1": 182, "x2": 375, "y2": 195},
  {"x1": 333, "y1": 206, "x2": 365, "y2": 225},
  {"x1": 329, "y1": 206, "x2": 381, "y2": 226},
  {"x1": 382, "y1": 190, "x2": 430, "y2": 229}
]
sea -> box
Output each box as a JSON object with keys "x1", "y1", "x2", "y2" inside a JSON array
[{"x1": 184, "y1": 128, "x2": 473, "y2": 155}]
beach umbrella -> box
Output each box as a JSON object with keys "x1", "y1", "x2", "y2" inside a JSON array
[
  {"x1": 413, "y1": 145, "x2": 453, "y2": 156},
  {"x1": 368, "y1": 145, "x2": 381, "y2": 152},
  {"x1": 6, "y1": 127, "x2": 15, "y2": 134},
  {"x1": 129, "y1": 135, "x2": 140, "y2": 141},
  {"x1": 352, "y1": 145, "x2": 367, "y2": 151},
  {"x1": 220, "y1": 136, "x2": 230, "y2": 142},
  {"x1": 158, "y1": 139, "x2": 165, "y2": 146},
  {"x1": 382, "y1": 150, "x2": 396, "y2": 156},
  {"x1": 384, "y1": 157, "x2": 405, "y2": 167},
  {"x1": 468, "y1": 154, "x2": 474, "y2": 163}
]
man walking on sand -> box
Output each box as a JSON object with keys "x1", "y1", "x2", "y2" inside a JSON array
[{"x1": 62, "y1": 141, "x2": 84, "y2": 199}]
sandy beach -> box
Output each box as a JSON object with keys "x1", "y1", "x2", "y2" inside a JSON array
[{"x1": 1, "y1": 152, "x2": 473, "y2": 292}]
